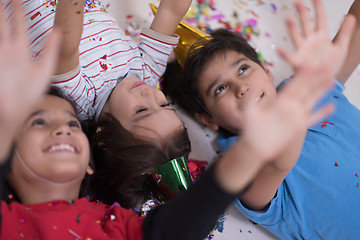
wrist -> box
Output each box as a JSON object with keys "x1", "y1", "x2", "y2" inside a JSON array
[{"x1": 214, "y1": 139, "x2": 267, "y2": 195}]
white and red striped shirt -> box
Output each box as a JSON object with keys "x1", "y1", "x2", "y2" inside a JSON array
[{"x1": 5, "y1": 0, "x2": 179, "y2": 120}]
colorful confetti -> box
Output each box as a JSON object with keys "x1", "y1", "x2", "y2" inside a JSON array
[{"x1": 215, "y1": 214, "x2": 226, "y2": 233}]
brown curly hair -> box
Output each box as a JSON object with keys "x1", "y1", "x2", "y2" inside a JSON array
[{"x1": 88, "y1": 113, "x2": 191, "y2": 209}]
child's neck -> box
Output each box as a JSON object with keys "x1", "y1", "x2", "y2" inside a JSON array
[{"x1": 15, "y1": 180, "x2": 81, "y2": 205}]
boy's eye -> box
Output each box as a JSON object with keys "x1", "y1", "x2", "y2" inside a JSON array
[
  {"x1": 136, "y1": 107, "x2": 148, "y2": 113},
  {"x1": 68, "y1": 120, "x2": 81, "y2": 128},
  {"x1": 31, "y1": 119, "x2": 46, "y2": 126},
  {"x1": 239, "y1": 65, "x2": 249, "y2": 75},
  {"x1": 214, "y1": 85, "x2": 227, "y2": 96},
  {"x1": 160, "y1": 102, "x2": 171, "y2": 107}
]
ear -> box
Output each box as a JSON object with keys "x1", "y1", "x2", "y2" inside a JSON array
[
  {"x1": 86, "y1": 166, "x2": 94, "y2": 175},
  {"x1": 194, "y1": 112, "x2": 219, "y2": 131},
  {"x1": 261, "y1": 62, "x2": 274, "y2": 82}
]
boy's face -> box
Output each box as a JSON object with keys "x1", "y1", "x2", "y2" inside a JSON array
[
  {"x1": 108, "y1": 77, "x2": 183, "y2": 145},
  {"x1": 195, "y1": 50, "x2": 277, "y2": 135}
]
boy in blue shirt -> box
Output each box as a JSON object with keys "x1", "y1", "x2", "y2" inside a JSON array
[{"x1": 167, "y1": 0, "x2": 360, "y2": 239}]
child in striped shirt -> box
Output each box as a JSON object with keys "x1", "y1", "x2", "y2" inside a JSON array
[{"x1": 7, "y1": 0, "x2": 191, "y2": 148}]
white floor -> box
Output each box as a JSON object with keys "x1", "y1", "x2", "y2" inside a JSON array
[{"x1": 104, "y1": 0, "x2": 359, "y2": 239}]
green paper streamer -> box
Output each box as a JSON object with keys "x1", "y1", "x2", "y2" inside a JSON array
[{"x1": 145, "y1": 157, "x2": 193, "y2": 204}]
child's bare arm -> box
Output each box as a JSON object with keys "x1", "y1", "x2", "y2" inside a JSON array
[
  {"x1": 150, "y1": 0, "x2": 192, "y2": 36},
  {"x1": 0, "y1": 0, "x2": 61, "y2": 162},
  {"x1": 335, "y1": 0, "x2": 360, "y2": 83},
  {"x1": 234, "y1": 0, "x2": 355, "y2": 210},
  {"x1": 53, "y1": 0, "x2": 85, "y2": 75}
]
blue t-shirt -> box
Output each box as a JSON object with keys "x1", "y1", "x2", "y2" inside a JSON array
[{"x1": 219, "y1": 79, "x2": 360, "y2": 239}]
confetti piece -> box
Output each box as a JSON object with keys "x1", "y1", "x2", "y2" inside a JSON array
[
  {"x1": 215, "y1": 214, "x2": 226, "y2": 233},
  {"x1": 321, "y1": 121, "x2": 335, "y2": 125},
  {"x1": 68, "y1": 229, "x2": 81, "y2": 239},
  {"x1": 249, "y1": 10, "x2": 259, "y2": 18},
  {"x1": 206, "y1": 233, "x2": 214, "y2": 240},
  {"x1": 30, "y1": 11, "x2": 42, "y2": 21},
  {"x1": 270, "y1": 3, "x2": 277, "y2": 13}
]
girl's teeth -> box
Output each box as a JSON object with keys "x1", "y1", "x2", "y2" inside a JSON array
[{"x1": 48, "y1": 144, "x2": 75, "y2": 153}]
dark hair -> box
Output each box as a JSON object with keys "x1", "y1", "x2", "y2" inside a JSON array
[
  {"x1": 163, "y1": 28, "x2": 263, "y2": 117},
  {"x1": 2, "y1": 86, "x2": 93, "y2": 202},
  {"x1": 89, "y1": 113, "x2": 191, "y2": 209}
]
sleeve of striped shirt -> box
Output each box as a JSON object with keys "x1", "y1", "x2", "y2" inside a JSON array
[
  {"x1": 138, "y1": 28, "x2": 179, "y2": 87},
  {"x1": 51, "y1": 65, "x2": 96, "y2": 120}
]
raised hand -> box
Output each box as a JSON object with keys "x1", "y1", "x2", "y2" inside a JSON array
[
  {"x1": 0, "y1": 0, "x2": 61, "y2": 161},
  {"x1": 150, "y1": 0, "x2": 193, "y2": 36},
  {"x1": 277, "y1": 0, "x2": 356, "y2": 83},
  {"x1": 245, "y1": 0, "x2": 356, "y2": 161}
]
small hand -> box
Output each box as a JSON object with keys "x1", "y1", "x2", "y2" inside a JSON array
[
  {"x1": 0, "y1": 0, "x2": 61, "y2": 161},
  {"x1": 277, "y1": 0, "x2": 355, "y2": 84},
  {"x1": 241, "y1": 0, "x2": 353, "y2": 162},
  {"x1": 150, "y1": 0, "x2": 192, "y2": 36}
]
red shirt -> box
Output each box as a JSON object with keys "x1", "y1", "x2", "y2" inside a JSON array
[{"x1": 0, "y1": 198, "x2": 144, "y2": 240}]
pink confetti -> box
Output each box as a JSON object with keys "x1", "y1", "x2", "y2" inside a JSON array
[
  {"x1": 249, "y1": 10, "x2": 259, "y2": 18},
  {"x1": 245, "y1": 18, "x2": 257, "y2": 26}
]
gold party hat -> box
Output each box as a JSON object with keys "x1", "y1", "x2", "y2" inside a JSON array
[{"x1": 150, "y1": 3, "x2": 210, "y2": 67}]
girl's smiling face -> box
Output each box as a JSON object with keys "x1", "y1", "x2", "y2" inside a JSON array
[
  {"x1": 106, "y1": 76, "x2": 184, "y2": 145},
  {"x1": 196, "y1": 50, "x2": 277, "y2": 135},
  {"x1": 9, "y1": 95, "x2": 92, "y2": 186}
]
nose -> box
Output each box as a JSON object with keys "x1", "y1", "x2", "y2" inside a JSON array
[
  {"x1": 235, "y1": 83, "x2": 250, "y2": 98},
  {"x1": 52, "y1": 123, "x2": 71, "y2": 136},
  {"x1": 140, "y1": 86, "x2": 156, "y2": 99}
]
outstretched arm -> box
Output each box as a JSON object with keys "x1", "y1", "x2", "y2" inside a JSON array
[
  {"x1": 335, "y1": 0, "x2": 360, "y2": 83},
  {"x1": 150, "y1": 0, "x2": 192, "y2": 36},
  {"x1": 236, "y1": 0, "x2": 355, "y2": 210},
  {"x1": 53, "y1": 0, "x2": 85, "y2": 75},
  {"x1": 0, "y1": 0, "x2": 61, "y2": 162}
]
